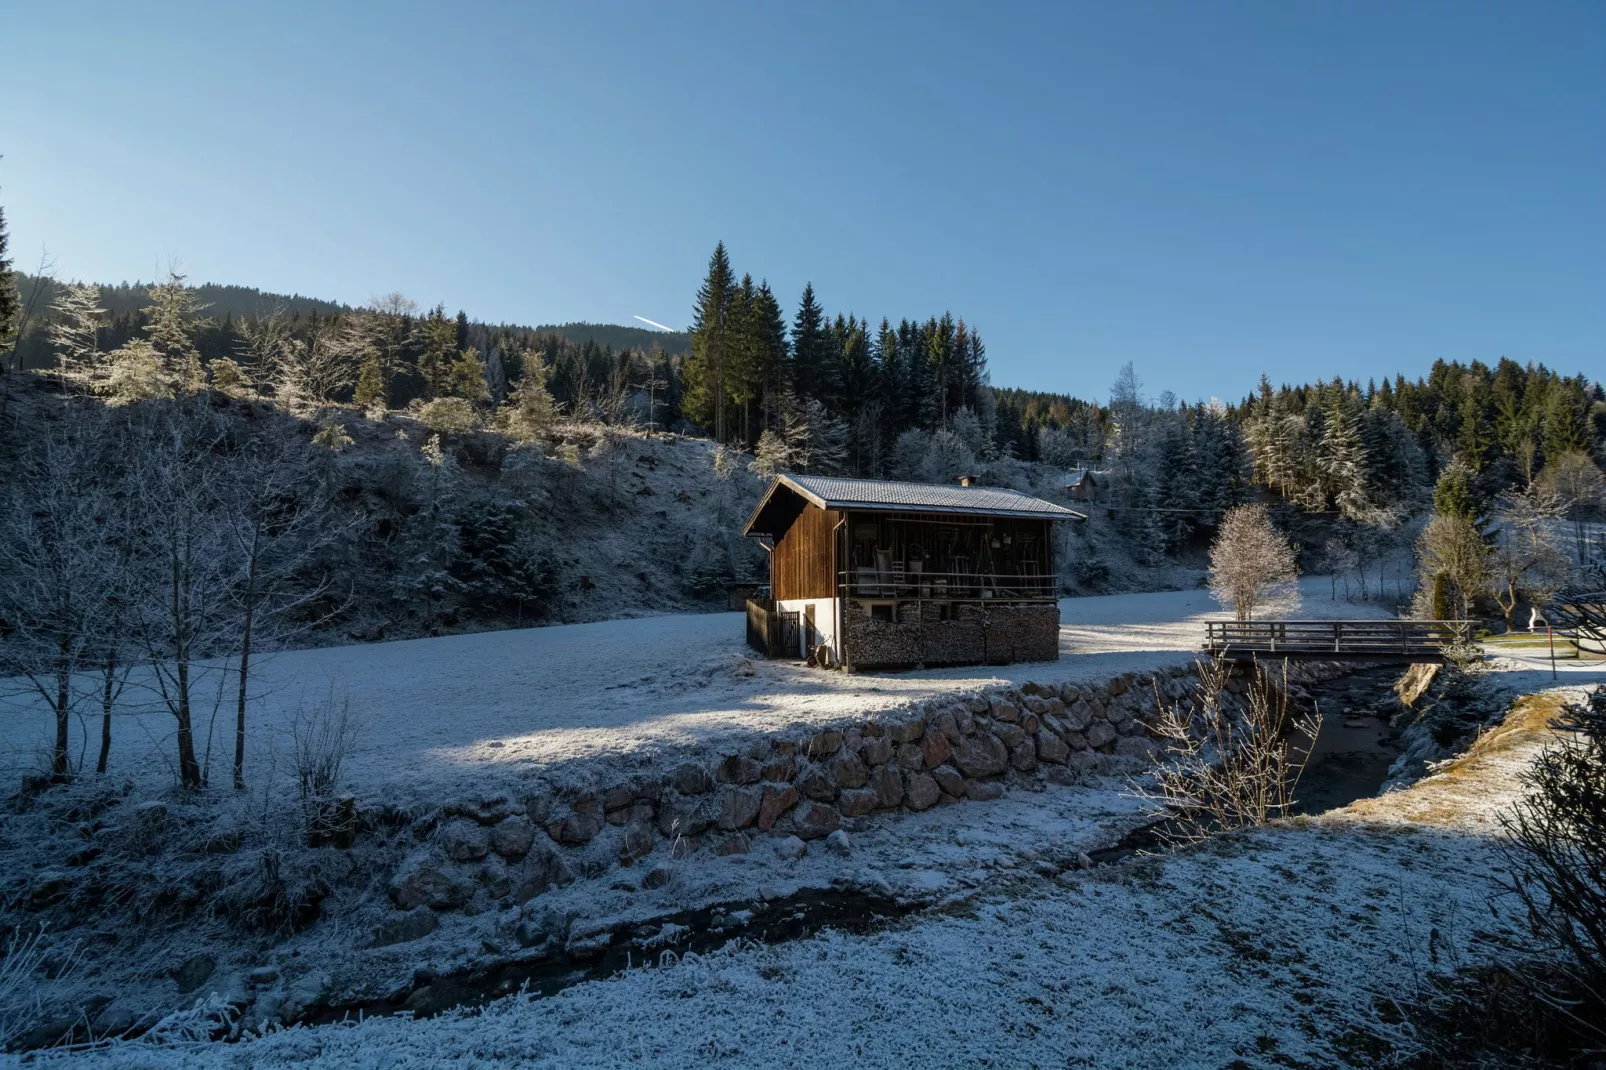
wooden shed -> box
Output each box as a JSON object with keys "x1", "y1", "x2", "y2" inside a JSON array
[{"x1": 742, "y1": 474, "x2": 1084, "y2": 670}]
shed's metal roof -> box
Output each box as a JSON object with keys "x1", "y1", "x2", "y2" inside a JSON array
[{"x1": 744, "y1": 473, "x2": 1084, "y2": 535}]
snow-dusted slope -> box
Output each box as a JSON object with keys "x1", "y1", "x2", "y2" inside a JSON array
[{"x1": 1, "y1": 580, "x2": 1386, "y2": 800}]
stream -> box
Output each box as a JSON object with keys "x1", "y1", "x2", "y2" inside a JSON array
[{"x1": 305, "y1": 665, "x2": 1408, "y2": 1029}]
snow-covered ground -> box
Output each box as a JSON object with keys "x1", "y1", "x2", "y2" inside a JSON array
[
  {"x1": 1, "y1": 579, "x2": 1389, "y2": 800},
  {"x1": 39, "y1": 672, "x2": 1594, "y2": 1069}
]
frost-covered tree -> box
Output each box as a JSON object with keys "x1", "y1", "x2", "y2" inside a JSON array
[
  {"x1": 222, "y1": 435, "x2": 336, "y2": 790},
  {"x1": 0, "y1": 412, "x2": 126, "y2": 777},
  {"x1": 890, "y1": 427, "x2": 930, "y2": 480},
  {"x1": 1209, "y1": 504, "x2": 1300, "y2": 621},
  {"x1": 48, "y1": 282, "x2": 105, "y2": 384},
  {"x1": 1540, "y1": 451, "x2": 1606, "y2": 566},
  {"x1": 450, "y1": 347, "x2": 490, "y2": 403},
  {"x1": 101, "y1": 339, "x2": 176, "y2": 404},
  {"x1": 128, "y1": 408, "x2": 240, "y2": 790},
  {"x1": 749, "y1": 429, "x2": 790, "y2": 476},
  {"x1": 391, "y1": 434, "x2": 462, "y2": 633},
  {"x1": 144, "y1": 270, "x2": 207, "y2": 391},
  {"x1": 501, "y1": 351, "x2": 559, "y2": 442},
  {"x1": 1489, "y1": 483, "x2": 1572, "y2": 628},
  {"x1": 418, "y1": 396, "x2": 477, "y2": 436}
]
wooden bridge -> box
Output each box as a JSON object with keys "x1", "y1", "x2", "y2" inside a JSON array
[{"x1": 1204, "y1": 619, "x2": 1472, "y2": 663}]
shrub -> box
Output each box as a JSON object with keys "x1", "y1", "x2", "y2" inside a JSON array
[{"x1": 1497, "y1": 685, "x2": 1606, "y2": 1048}]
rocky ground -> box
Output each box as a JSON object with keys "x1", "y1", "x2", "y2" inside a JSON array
[{"x1": 21, "y1": 678, "x2": 1600, "y2": 1068}]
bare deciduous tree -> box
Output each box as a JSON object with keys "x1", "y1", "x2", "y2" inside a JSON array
[
  {"x1": 1209, "y1": 503, "x2": 1300, "y2": 621},
  {"x1": 1490, "y1": 483, "x2": 1573, "y2": 629},
  {"x1": 128, "y1": 407, "x2": 240, "y2": 790},
  {"x1": 222, "y1": 435, "x2": 339, "y2": 791},
  {"x1": 1137, "y1": 655, "x2": 1321, "y2": 845},
  {"x1": 1540, "y1": 451, "x2": 1606, "y2": 567},
  {"x1": 0, "y1": 412, "x2": 125, "y2": 778}
]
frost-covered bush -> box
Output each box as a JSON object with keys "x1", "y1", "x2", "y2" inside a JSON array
[{"x1": 1498, "y1": 685, "x2": 1606, "y2": 1045}]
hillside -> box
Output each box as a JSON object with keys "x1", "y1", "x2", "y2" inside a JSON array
[{"x1": 11, "y1": 274, "x2": 691, "y2": 359}]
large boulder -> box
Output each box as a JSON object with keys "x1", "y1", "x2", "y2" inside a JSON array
[
  {"x1": 807, "y1": 731, "x2": 843, "y2": 758},
  {"x1": 950, "y1": 733, "x2": 1008, "y2": 778},
  {"x1": 888, "y1": 718, "x2": 926, "y2": 744},
  {"x1": 921, "y1": 732, "x2": 952, "y2": 769},
  {"x1": 871, "y1": 764, "x2": 903, "y2": 809},
  {"x1": 671, "y1": 763, "x2": 712, "y2": 795},
  {"x1": 932, "y1": 764, "x2": 966, "y2": 797},
  {"x1": 860, "y1": 736, "x2": 892, "y2": 766},
  {"x1": 618, "y1": 822, "x2": 655, "y2": 864},
  {"x1": 1037, "y1": 731, "x2": 1070, "y2": 765},
  {"x1": 904, "y1": 773, "x2": 941, "y2": 811},
  {"x1": 716, "y1": 786, "x2": 763, "y2": 830},
  {"x1": 827, "y1": 752, "x2": 869, "y2": 790},
  {"x1": 797, "y1": 765, "x2": 836, "y2": 802},
  {"x1": 793, "y1": 802, "x2": 840, "y2": 840},
  {"x1": 1010, "y1": 739, "x2": 1037, "y2": 771},
  {"x1": 547, "y1": 811, "x2": 602, "y2": 845},
  {"x1": 389, "y1": 850, "x2": 476, "y2": 911},
  {"x1": 489, "y1": 816, "x2": 535, "y2": 860},
  {"x1": 513, "y1": 846, "x2": 571, "y2": 903},
  {"x1": 656, "y1": 798, "x2": 716, "y2": 839},
  {"x1": 717, "y1": 755, "x2": 763, "y2": 785},
  {"x1": 994, "y1": 723, "x2": 1025, "y2": 748},
  {"x1": 837, "y1": 788, "x2": 877, "y2": 817},
  {"x1": 757, "y1": 784, "x2": 800, "y2": 831}
]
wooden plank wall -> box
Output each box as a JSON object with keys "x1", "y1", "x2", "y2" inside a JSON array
[{"x1": 772, "y1": 505, "x2": 839, "y2": 600}]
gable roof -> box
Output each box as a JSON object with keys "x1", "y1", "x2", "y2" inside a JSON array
[
  {"x1": 1064, "y1": 468, "x2": 1094, "y2": 486},
  {"x1": 744, "y1": 473, "x2": 1085, "y2": 536}
]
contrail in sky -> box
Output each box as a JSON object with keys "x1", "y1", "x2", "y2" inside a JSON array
[{"x1": 633, "y1": 315, "x2": 675, "y2": 332}]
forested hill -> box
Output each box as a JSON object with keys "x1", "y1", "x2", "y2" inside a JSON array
[{"x1": 12, "y1": 275, "x2": 690, "y2": 358}]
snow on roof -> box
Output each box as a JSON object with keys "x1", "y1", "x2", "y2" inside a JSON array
[
  {"x1": 745, "y1": 473, "x2": 1084, "y2": 535},
  {"x1": 1065, "y1": 468, "x2": 1094, "y2": 485}
]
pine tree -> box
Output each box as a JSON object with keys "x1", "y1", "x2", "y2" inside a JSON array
[
  {"x1": 754, "y1": 281, "x2": 789, "y2": 433},
  {"x1": 790, "y1": 282, "x2": 832, "y2": 406},
  {"x1": 353, "y1": 349, "x2": 386, "y2": 410},
  {"x1": 449, "y1": 347, "x2": 489, "y2": 403},
  {"x1": 500, "y1": 349, "x2": 558, "y2": 442},
  {"x1": 688, "y1": 242, "x2": 736, "y2": 441},
  {"x1": 418, "y1": 305, "x2": 457, "y2": 399}
]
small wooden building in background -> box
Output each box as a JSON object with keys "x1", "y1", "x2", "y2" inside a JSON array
[{"x1": 743, "y1": 474, "x2": 1083, "y2": 669}]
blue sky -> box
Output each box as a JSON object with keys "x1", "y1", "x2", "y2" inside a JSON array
[{"x1": 5, "y1": 1, "x2": 1601, "y2": 403}]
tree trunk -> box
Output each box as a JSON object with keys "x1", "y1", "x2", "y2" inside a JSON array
[
  {"x1": 53, "y1": 642, "x2": 71, "y2": 779},
  {"x1": 97, "y1": 661, "x2": 114, "y2": 775},
  {"x1": 234, "y1": 522, "x2": 262, "y2": 791},
  {"x1": 175, "y1": 659, "x2": 201, "y2": 790}
]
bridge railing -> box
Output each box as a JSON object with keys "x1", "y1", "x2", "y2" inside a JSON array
[{"x1": 1204, "y1": 619, "x2": 1471, "y2": 660}]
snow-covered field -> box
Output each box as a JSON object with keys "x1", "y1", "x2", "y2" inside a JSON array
[
  {"x1": 38, "y1": 673, "x2": 1596, "y2": 1069},
  {"x1": 1, "y1": 579, "x2": 1389, "y2": 800}
]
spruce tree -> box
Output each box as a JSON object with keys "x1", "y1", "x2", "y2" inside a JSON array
[
  {"x1": 418, "y1": 305, "x2": 457, "y2": 399},
  {"x1": 689, "y1": 242, "x2": 736, "y2": 441},
  {"x1": 353, "y1": 350, "x2": 386, "y2": 410},
  {"x1": 790, "y1": 282, "x2": 831, "y2": 405}
]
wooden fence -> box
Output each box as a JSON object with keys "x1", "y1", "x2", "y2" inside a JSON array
[{"x1": 1204, "y1": 619, "x2": 1472, "y2": 662}]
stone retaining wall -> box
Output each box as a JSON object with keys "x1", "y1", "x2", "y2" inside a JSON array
[
  {"x1": 386, "y1": 659, "x2": 1352, "y2": 921},
  {"x1": 843, "y1": 601, "x2": 1059, "y2": 669}
]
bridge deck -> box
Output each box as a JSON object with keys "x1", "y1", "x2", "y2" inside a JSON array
[{"x1": 1204, "y1": 619, "x2": 1471, "y2": 663}]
